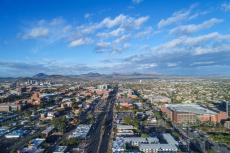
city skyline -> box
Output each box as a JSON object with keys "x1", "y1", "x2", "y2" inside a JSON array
[{"x1": 1, "y1": 0, "x2": 230, "y2": 77}]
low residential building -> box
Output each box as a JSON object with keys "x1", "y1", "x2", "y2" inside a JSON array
[
  {"x1": 0, "y1": 101, "x2": 27, "y2": 112},
  {"x1": 162, "y1": 133, "x2": 178, "y2": 146},
  {"x1": 69, "y1": 124, "x2": 91, "y2": 139},
  {"x1": 117, "y1": 124, "x2": 134, "y2": 131},
  {"x1": 41, "y1": 126, "x2": 54, "y2": 137},
  {"x1": 116, "y1": 124, "x2": 135, "y2": 136},
  {"x1": 0, "y1": 104, "x2": 10, "y2": 112},
  {"x1": 112, "y1": 137, "x2": 126, "y2": 153},
  {"x1": 139, "y1": 144, "x2": 178, "y2": 153},
  {"x1": 150, "y1": 96, "x2": 171, "y2": 104},
  {"x1": 53, "y1": 146, "x2": 67, "y2": 153},
  {"x1": 124, "y1": 137, "x2": 159, "y2": 146},
  {"x1": 116, "y1": 130, "x2": 134, "y2": 136},
  {"x1": 146, "y1": 117, "x2": 157, "y2": 127},
  {"x1": 29, "y1": 138, "x2": 45, "y2": 148},
  {"x1": 5, "y1": 129, "x2": 27, "y2": 138}
]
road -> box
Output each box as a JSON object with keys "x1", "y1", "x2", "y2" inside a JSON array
[{"x1": 87, "y1": 87, "x2": 117, "y2": 153}]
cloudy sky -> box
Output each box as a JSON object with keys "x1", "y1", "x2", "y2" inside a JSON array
[{"x1": 1, "y1": 0, "x2": 230, "y2": 77}]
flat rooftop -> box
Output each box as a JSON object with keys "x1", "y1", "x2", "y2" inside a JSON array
[
  {"x1": 167, "y1": 104, "x2": 217, "y2": 115},
  {"x1": 139, "y1": 144, "x2": 178, "y2": 150},
  {"x1": 70, "y1": 124, "x2": 92, "y2": 138},
  {"x1": 117, "y1": 124, "x2": 134, "y2": 130},
  {"x1": 53, "y1": 146, "x2": 67, "y2": 153},
  {"x1": 162, "y1": 133, "x2": 178, "y2": 146}
]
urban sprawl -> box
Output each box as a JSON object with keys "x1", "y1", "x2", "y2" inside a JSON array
[{"x1": 0, "y1": 77, "x2": 230, "y2": 153}]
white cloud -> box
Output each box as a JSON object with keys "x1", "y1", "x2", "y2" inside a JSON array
[
  {"x1": 114, "y1": 34, "x2": 130, "y2": 44},
  {"x1": 96, "y1": 41, "x2": 111, "y2": 48},
  {"x1": 135, "y1": 27, "x2": 153, "y2": 38},
  {"x1": 69, "y1": 38, "x2": 90, "y2": 47},
  {"x1": 139, "y1": 63, "x2": 157, "y2": 69},
  {"x1": 155, "y1": 32, "x2": 230, "y2": 54},
  {"x1": 167, "y1": 63, "x2": 178, "y2": 67},
  {"x1": 191, "y1": 61, "x2": 215, "y2": 66},
  {"x1": 21, "y1": 17, "x2": 72, "y2": 45},
  {"x1": 187, "y1": 11, "x2": 208, "y2": 20},
  {"x1": 221, "y1": 2, "x2": 230, "y2": 12},
  {"x1": 97, "y1": 27, "x2": 124, "y2": 38},
  {"x1": 95, "y1": 36, "x2": 130, "y2": 53},
  {"x1": 23, "y1": 27, "x2": 49, "y2": 39},
  {"x1": 80, "y1": 14, "x2": 149, "y2": 33},
  {"x1": 84, "y1": 13, "x2": 92, "y2": 19},
  {"x1": 49, "y1": 17, "x2": 65, "y2": 26},
  {"x1": 132, "y1": 0, "x2": 143, "y2": 4},
  {"x1": 118, "y1": 31, "x2": 230, "y2": 73},
  {"x1": 101, "y1": 14, "x2": 149, "y2": 29},
  {"x1": 101, "y1": 14, "x2": 127, "y2": 28},
  {"x1": 157, "y1": 4, "x2": 201, "y2": 29},
  {"x1": 158, "y1": 9, "x2": 191, "y2": 28},
  {"x1": 21, "y1": 14, "x2": 150, "y2": 53},
  {"x1": 133, "y1": 16, "x2": 149, "y2": 27},
  {"x1": 170, "y1": 18, "x2": 223, "y2": 35},
  {"x1": 193, "y1": 45, "x2": 230, "y2": 55}
]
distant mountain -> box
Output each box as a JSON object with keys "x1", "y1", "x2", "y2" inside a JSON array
[
  {"x1": 33, "y1": 73, "x2": 49, "y2": 78},
  {"x1": 132, "y1": 72, "x2": 142, "y2": 75},
  {"x1": 81, "y1": 72, "x2": 103, "y2": 77},
  {"x1": 25, "y1": 72, "x2": 162, "y2": 81}
]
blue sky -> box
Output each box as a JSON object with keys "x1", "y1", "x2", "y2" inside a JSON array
[{"x1": 1, "y1": 0, "x2": 230, "y2": 77}]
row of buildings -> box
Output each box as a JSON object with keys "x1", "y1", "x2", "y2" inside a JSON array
[{"x1": 113, "y1": 124, "x2": 179, "y2": 153}]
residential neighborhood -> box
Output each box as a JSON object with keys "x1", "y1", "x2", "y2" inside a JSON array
[{"x1": 0, "y1": 77, "x2": 229, "y2": 152}]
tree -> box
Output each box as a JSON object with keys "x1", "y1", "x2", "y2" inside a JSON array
[
  {"x1": 52, "y1": 116, "x2": 67, "y2": 133},
  {"x1": 133, "y1": 118, "x2": 139, "y2": 129},
  {"x1": 60, "y1": 138, "x2": 79, "y2": 146},
  {"x1": 123, "y1": 116, "x2": 132, "y2": 125},
  {"x1": 141, "y1": 133, "x2": 148, "y2": 138}
]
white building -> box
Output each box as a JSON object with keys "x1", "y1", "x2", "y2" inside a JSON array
[
  {"x1": 139, "y1": 144, "x2": 178, "y2": 153},
  {"x1": 123, "y1": 137, "x2": 159, "y2": 146}
]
